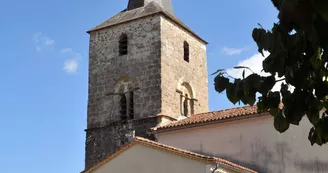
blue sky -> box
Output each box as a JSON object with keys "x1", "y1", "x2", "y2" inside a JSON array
[{"x1": 0, "y1": 0, "x2": 278, "y2": 172}]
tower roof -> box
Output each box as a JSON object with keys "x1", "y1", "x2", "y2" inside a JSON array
[
  {"x1": 87, "y1": 1, "x2": 207, "y2": 44},
  {"x1": 128, "y1": 0, "x2": 174, "y2": 15}
]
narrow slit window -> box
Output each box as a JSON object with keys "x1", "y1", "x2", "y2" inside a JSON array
[
  {"x1": 120, "y1": 94, "x2": 127, "y2": 120},
  {"x1": 184, "y1": 41, "x2": 189, "y2": 62},
  {"x1": 128, "y1": 91, "x2": 134, "y2": 119},
  {"x1": 119, "y1": 34, "x2": 128, "y2": 55},
  {"x1": 183, "y1": 94, "x2": 189, "y2": 116}
]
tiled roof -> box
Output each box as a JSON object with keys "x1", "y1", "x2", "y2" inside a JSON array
[
  {"x1": 127, "y1": 0, "x2": 174, "y2": 15},
  {"x1": 82, "y1": 137, "x2": 257, "y2": 173},
  {"x1": 154, "y1": 105, "x2": 268, "y2": 131},
  {"x1": 87, "y1": 2, "x2": 207, "y2": 44}
]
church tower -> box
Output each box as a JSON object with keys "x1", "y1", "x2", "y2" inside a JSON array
[{"x1": 85, "y1": 0, "x2": 209, "y2": 169}]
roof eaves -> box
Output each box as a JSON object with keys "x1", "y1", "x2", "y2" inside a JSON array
[
  {"x1": 86, "y1": 11, "x2": 160, "y2": 33},
  {"x1": 154, "y1": 112, "x2": 270, "y2": 133},
  {"x1": 81, "y1": 137, "x2": 215, "y2": 173},
  {"x1": 86, "y1": 11, "x2": 208, "y2": 45},
  {"x1": 81, "y1": 140, "x2": 137, "y2": 173},
  {"x1": 159, "y1": 11, "x2": 208, "y2": 44}
]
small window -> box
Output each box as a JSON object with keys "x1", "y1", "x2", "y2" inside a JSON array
[
  {"x1": 120, "y1": 94, "x2": 127, "y2": 120},
  {"x1": 128, "y1": 91, "x2": 134, "y2": 119},
  {"x1": 183, "y1": 94, "x2": 189, "y2": 116},
  {"x1": 119, "y1": 34, "x2": 128, "y2": 55},
  {"x1": 184, "y1": 41, "x2": 189, "y2": 62}
]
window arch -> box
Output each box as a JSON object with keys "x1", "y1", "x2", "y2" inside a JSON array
[
  {"x1": 119, "y1": 34, "x2": 128, "y2": 56},
  {"x1": 114, "y1": 76, "x2": 135, "y2": 120},
  {"x1": 177, "y1": 81, "x2": 195, "y2": 117},
  {"x1": 183, "y1": 41, "x2": 189, "y2": 62}
]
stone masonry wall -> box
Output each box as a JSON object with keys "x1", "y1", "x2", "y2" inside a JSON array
[
  {"x1": 88, "y1": 15, "x2": 162, "y2": 128},
  {"x1": 85, "y1": 117, "x2": 157, "y2": 169},
  {"x1": 160, "y1": 16, "x2": 209, "y2": 116},
  {"x1": 86, "y1": 15, "x2": 162, "y2": 169}
]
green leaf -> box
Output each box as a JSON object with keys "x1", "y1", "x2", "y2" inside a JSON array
[
  {"x1": 252, "y1": 28, "x2": 266, "y2": 43},
  {"x1": 270, "y1": 108, "x2": 279, "y2": 116},
  {"x1": 315, "y1": 119, "x2": 325, "y2": 146},
  {"x1": 244, "y1": 89, "x2": 257, "y2": 106},
  {"x1": 310, "y1": 48, "x2": 322, "y2": 69},
  {"x1": 270, "y1": 91, "x2": 281, "y2": 107},
  {"x1": 280, "y1": 83, "x2": 291, "y2": 98},
  {"x1": 308, "y1": 27, "x2": 319, "y2": 48},
  {"x1": 312, "y1": 0, "x2": 328, "y2": 22},
  {"x1": 308, "y1": 127, "x2": 317, "y2": 146},
  {"x1": 245, "y1": 74, "x2": 262, "y2": 90},
  {"x1": 259, "y1": 76, "x2": 276, "y2": 94},
  {"x1": 315, "y1": 81, "x2": 328, "y2": 100},
  {"x1": 252, "y1": 28, "x2": 267, "y2": 56},
  {"x1": 274, "y1": 111, "x2": 290, "y2": 133},
  {"x1": 307, "y1": 108, "x2": 320, "y2": 126},
  {"x1": 257, "y1": 97, "x2": 266, "y2": 112},
  {"x1": 226, "y1": 83, "x2": 238, "y2": 104},
  {"x1": 214, "y1": 76, "x2": 229, "y2": 93},
  {"x1": 226, "y1": 80, "x2": 243, "y2": 104},
  {"x1": 283, "y1": 90, "x2": 307, "y2": 125}
]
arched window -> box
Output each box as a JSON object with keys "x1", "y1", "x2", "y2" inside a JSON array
[
  {"x1": 183, "y1": 41, "x2": 189, "y2": 62},
  {"x1": 114, "y1": 76, "x2": 136, "y2": 121},
  {"x1": 177, "y1": 81, "x2": 195, "y2": 117},
  {"x1": 120, "y1": 94, "x2": 127, "y2": 120},
  {"x1": 119, "y1": 34, "x2": 128, "y2": 55}
]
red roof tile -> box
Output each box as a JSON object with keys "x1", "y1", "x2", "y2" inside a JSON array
[{"x1": 154, "y1": 105, "x2": 268, "y2": 131}]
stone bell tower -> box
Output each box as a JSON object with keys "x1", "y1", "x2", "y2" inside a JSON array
[{"x1": 85, "y1": 0, "x2": 209, "y2": 169}]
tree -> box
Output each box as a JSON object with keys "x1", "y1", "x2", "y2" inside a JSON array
[{"x1": 213, "y1": 0, "x2": 328, "y2": 146}]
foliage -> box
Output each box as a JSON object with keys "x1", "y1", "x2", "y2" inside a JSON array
[{"x1": 214, "y1": 0, "x2": 328, "y2": 145}]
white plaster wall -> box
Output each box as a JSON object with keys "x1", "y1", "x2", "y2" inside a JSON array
[
  {"x1": 93, "y1": 144, "x2": 207, "y2": 173},
  {"x1": 157, "y1": 116, "x2": 328, "y2": 173}
]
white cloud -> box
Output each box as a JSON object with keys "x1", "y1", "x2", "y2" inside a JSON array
[
  {"x1": 74, "y1": 52, "x2": 82, "y2": 59},
  {"x1": 36, "y1": 46, "x2": 41, "y2": 52},
  {"x1": 33, "y1": 32, "x2": 42, "y2": 41},
  {"x1": 60, "y1": 48, "x2": 73, "y2": 53},
  {"x1": 226, "y1": 51, "x2": 287, "y2": 92},
  {"x1": 44, "y1": 38, "x2": 55, "y2": 46},
  {"x1": 60, "y1": 48, "x2": 82, "y2": 74},
  {"x1": 33, "y1": 32, "x2": 55, "y2": 52},
  {"x1": 222, "y1": 47, "x2": 249, "y2": 56},
  {"x1": 33, "y1": 33, "x2": 82, "y2": 74},
  {"x1": 63, "y1": 59, "x2": 78, "y2": 73}
]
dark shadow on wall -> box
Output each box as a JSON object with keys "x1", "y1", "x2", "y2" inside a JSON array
[{"x1": 294, "y1": 156, "x2": 328, "y2": 173}]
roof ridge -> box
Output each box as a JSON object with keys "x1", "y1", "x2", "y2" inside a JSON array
[
  {"x1": 154, "y1": 105, "x2": 264, "y2": 131},
  {"x1": 200, "y1": 105, "x2": 257, "y2": 115},
  {"x1": 87, "y1": 2, "x2": 207, "y2": 44}
]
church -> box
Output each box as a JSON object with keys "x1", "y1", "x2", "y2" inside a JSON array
[{"x1": 82, "y1": 1, "x2": 328, "y2": 173}]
